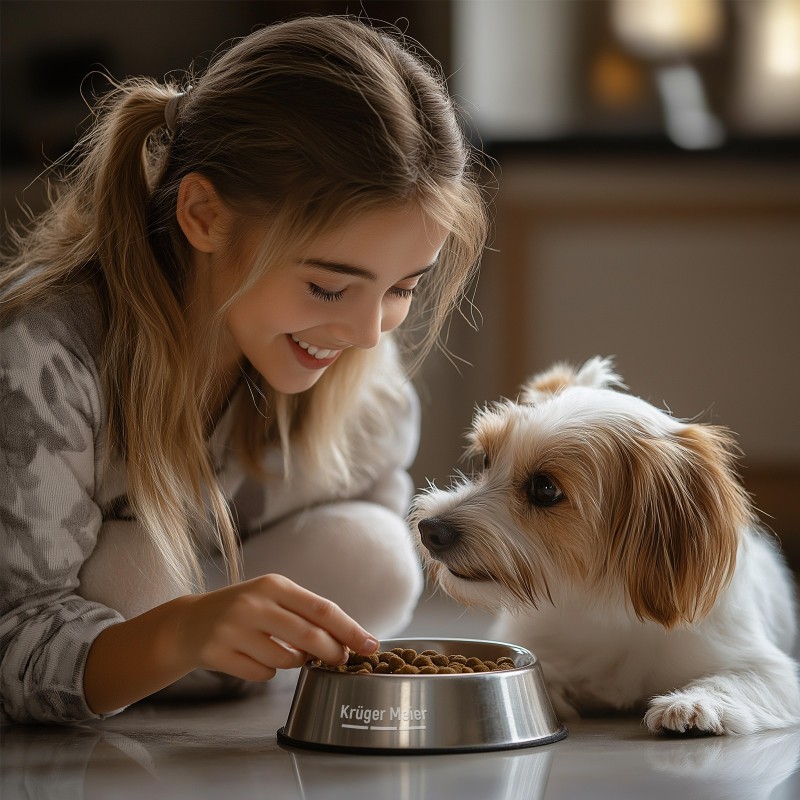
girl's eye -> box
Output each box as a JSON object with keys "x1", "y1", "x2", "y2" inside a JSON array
[
  {"x1": 388, "y1": 284, "x2": 418, "y2": 300},
  {"x1": 308, "y1": 283, "x2": 345, "y2": 302}
]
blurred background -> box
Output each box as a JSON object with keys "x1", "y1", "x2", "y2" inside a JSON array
[{"x1": 2, "y1": 0, "x2": 799, "y2": 569}]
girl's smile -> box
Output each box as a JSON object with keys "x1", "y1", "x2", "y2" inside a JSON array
[{"x1": 288, "y1": 334, "x2": 342, "y2": 369}]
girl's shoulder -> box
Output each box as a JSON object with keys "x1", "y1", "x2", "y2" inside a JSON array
[
  {"x1": 1, "y1": 283, "x2": 104, "y2": 367},
  {"x1": 1, "y1": 285, "x2": 105, "y2": 428}
]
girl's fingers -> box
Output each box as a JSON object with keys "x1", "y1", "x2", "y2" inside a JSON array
[
  {"x1": 263, "y1": 575, "x2": 379, "y2": 656},
  {"x1": 285, "y1": 585, "x2": 379, "y2": 655},
  {"x1": 236, "y1": 632, "x2": 309, "y2": 671},
  {"x1": 260, "y1": 603, "x2": 351, "y2": 666},
  {"x1": 220, "y1": 651, "x2": 278, "y2": 683}
]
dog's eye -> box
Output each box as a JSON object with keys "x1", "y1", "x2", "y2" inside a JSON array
[
  {"x1": 483, "y1": 454, "x2": 490, "y2": 470},
  {"x1": 526, "y1": 473, "x2": 564, "y2": 506}
]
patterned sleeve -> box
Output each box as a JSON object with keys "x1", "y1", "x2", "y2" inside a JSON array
[{"x1": 1, "y1": 306, "x2": 124, "y2": 724}]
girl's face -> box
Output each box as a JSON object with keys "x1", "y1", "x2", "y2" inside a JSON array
[{"x1": 221, "y1": 206, "x2": 448, "y2": 395}]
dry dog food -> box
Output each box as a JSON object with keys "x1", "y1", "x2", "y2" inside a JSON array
[{"x1": 315, "y1": 647, "x2": 517, "y2": 674}]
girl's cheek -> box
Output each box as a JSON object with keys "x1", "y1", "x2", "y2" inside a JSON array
[{"x1": 381, "y1": 303, "x2": 412, "y2": 333}]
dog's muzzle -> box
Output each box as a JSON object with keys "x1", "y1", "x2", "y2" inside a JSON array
[
  {"x1": 418, "y1": 517, "x2": 461, "y2": 554},
  {"x1": 418, "y1": 517, "x2": 495, "y2": 583}
]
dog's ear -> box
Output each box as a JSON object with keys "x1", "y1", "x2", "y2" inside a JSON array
[
  {"x1": 608, "y1": 423, "x2": 749, "y2": 628},
  {"x1": 519, "y1": 356, "x2": 625, "y2": 404}
]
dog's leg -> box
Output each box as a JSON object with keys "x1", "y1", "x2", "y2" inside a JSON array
[
  {"x1": 544, "y1": 685, "x2": 583, "y2": 722},
  {"x1": 644, "y1": 653, "x2": 800, "y2": 735}
]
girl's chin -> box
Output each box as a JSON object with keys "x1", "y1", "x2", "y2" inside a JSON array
[
  {"x1": 264, "y1": 370, "x2": 325, "y2": 395},
  {"x1": 262, "y1": 360, "x2": 329, "y2": 395}
]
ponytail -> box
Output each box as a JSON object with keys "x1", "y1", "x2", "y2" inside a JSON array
[{"x1": 1, "y1": 78, "x2": 242, "y2": 591}]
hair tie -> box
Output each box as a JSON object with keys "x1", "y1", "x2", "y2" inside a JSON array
[{"x1": 164, "y1": 87, "x2": 191, "y2": 133}]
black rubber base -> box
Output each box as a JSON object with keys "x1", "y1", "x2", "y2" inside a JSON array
[{"x1": 276, "y1": 725, "x2": 568, "y2": 756}]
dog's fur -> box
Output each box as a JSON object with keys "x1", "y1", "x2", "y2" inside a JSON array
[{"x1": 411, "y1": 357, "x2": 800, "y2": 735}]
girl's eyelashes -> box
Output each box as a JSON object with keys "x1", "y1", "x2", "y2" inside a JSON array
[
  {"x1": 389, "y1": 285, "x2": 415, "y2": 300},
  {"x1": 308, "y1": 283, "x2": 345, "y2": 302},
  {"x1": 389, "y1": 275, "x2": 424, "y2": 300},
  {"x1": 307, "y1": 282, "x2": 419, "y2": 303}
]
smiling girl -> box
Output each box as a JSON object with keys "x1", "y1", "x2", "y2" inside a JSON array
[{"x1": 0, "y1": 16, "x2": 487, "y2": 723}]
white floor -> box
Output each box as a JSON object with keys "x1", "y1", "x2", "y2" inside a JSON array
[{"x1": 3, "y1": 586, "x2": 800, "y2": 800}]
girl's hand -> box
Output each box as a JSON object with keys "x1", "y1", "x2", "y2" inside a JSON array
[
  {"x1": 177, "y1": 574, "x2": 379, "y2": 682},
  {"x1": 85, "y1": 573, "x2": 376, "y2": 714}
]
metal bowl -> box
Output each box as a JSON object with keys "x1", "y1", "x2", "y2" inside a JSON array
[{"x1": 277, "y1": 637, "x2": 567, "y2": 754}]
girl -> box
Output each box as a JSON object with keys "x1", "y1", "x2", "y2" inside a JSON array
[{"x1": 0, "y1": 16, "x2": 487, "y2": 723}]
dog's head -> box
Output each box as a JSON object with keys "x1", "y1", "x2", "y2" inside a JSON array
[{"x1": 411, "y1": 357, "x2": 751, "y2": 628}]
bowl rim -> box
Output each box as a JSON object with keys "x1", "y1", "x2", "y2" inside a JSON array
[{"x1": 306, "y1": 635, "x2": 538, "y2": 677}]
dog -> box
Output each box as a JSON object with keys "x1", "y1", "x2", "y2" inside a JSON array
[{"x1": 411, "y1": 357, "x2": 800, "y2": 735}]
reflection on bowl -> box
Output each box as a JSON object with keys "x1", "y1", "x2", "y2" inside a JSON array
[{"x1": 278, "y1": 637, "x2": 567, "y2": 754}]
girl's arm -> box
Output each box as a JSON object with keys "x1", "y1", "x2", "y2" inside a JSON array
[
  {"x1": 3, "y1": 302, "x2": 379, "y2": 722},
  {"x1": 1, "y1": 302, "x2": 126, "y2": 724},
  {"x1": 84, "y1": 574, "x2": 378, "y2": 714}
]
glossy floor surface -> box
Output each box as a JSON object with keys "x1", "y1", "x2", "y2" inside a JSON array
[{"x1": 4, "y1": 589, "x2": 800, "y2": 800}]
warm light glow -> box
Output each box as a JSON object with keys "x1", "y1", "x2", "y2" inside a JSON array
[
  {"x1": 590, "y1": 47, "x2": 648, "y2": 109},
  {"x1": 763, "y1": 0, "x2": 800, "y2": 76},
  {"x1": 612, "y1": 0, "x2": 724, "y2": 58},
  {"x1": 735, "y1": 0, "x2": 800, "y2": 131}
]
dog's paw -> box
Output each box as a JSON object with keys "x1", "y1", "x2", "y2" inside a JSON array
[{"x1": 644, "y1": 690, "x2": 726, "y2": 736}]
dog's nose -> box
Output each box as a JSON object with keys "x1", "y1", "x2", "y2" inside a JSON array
[{"x1": 418, "y1": 517, "x2": 461, "y2": 553}]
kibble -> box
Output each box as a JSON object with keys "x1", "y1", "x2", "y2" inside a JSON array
[
  {"x1": 315, "y1": 647, "x2": 518, "y2": 675},
  {"x1": 386, "y1": 654, "x2": 406, "y2": 672}
]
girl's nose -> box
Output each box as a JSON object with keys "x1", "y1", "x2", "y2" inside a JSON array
[{"x1": 333, "y1": 304, "x2": 383, "y2": 350}]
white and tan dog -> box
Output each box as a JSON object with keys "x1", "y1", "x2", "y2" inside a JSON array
[{"x1": 412, "y1": 357, "x2": 800, "y2": 735}]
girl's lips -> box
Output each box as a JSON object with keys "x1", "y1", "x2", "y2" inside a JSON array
[{"x1": 287, "y1": 334, "x2": 341, "y2": 369}]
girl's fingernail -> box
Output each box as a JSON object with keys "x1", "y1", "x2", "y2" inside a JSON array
[{"x1": 363, "y1": 636, "x2": 379, "y2": 653}]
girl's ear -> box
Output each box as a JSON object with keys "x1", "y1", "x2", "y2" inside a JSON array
[{"x1": 176, "y1": 173, "x2": 229, "y2": 253}]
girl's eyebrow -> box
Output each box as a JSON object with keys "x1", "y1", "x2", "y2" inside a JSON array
[{"x1": 300, "y1": 258, "x2": 437, "y2": 282}]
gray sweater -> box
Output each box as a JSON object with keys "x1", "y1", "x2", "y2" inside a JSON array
[{"x1": 0, "y1": 290, "x2": 419, "y2": 724}]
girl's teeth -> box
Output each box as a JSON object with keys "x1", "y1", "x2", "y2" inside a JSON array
[{"x1": 292, "y1": 335, "x2": 335, "y2": 360}]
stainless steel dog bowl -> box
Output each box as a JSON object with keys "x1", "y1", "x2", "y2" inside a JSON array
[{"x1": 277, "y1": 637, "x2": 567, "y2": 754}]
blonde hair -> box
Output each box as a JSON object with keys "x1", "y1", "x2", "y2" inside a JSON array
[{"x1": 1, "y1": 16, "x2": 488, "y2": 590}]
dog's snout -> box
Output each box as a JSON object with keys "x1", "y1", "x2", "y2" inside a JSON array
[{"x1": 418, "y1": 517, "x2": 461, "y2": 554}]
